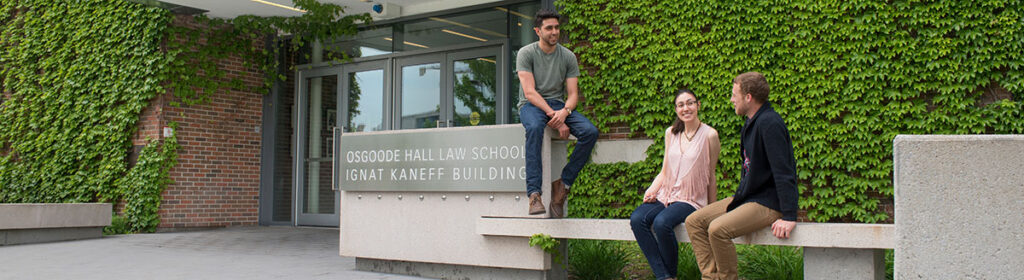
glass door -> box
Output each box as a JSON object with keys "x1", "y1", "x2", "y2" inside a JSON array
[
  {"x1": 447, "y1": 47, "x2": 503, "y2": 127},
  {"x1": 395, "y1": 54, "x2": 446, "y2": 129},
  {"x1": 393, "y1": 47, "x2": 504, "y2": 129},
  {"x1": 342, "y1": 60, "x2": 390, "y2": 132},
  {"x1": 295, "y1": 67, "x2": 342, "y2": 226}
]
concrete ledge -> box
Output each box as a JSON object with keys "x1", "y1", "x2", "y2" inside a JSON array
[
  {"x1": 590, "y1": 139, "x2": 654, "y2": 164},
  {"x1": 0, "y1": 203, "x2": 111, "y2": 245},
  {"x1": 0, "y1": 203, "x2": 111, "y2": 230},
  {"x1": 1, "y1": 227, "x2": 105, "y2": 246},
  {"x1": 356, "y1": 258, "x2": 558, "y2": 280},
  {"x1": 477, "y1": 217, "x2": 894, "y2": 249}
]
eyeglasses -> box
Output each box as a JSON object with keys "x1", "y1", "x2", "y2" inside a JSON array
[{"x1": 676, "y1": 101, "x2": 698, "y2": 108}]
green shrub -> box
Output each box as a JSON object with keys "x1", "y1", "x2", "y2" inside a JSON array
[
  {"x1": 569, "y1": 239, "x2": 629, "y2": 280},
  {"x1": 737, "y1": 245, "x2": 803, "y2": 280},
  {"x1": 102, "y1": 215, "x2": 128, "y2": 235},
  {"x1": 676, "y1": 242, "x2": 702, "y2": 280},
  {"x1": 529, "y1": 233, "x2": 563, "y2": 267},
  {"x1": 885, "y1": 249, "x2": 894, "y2": 280}
]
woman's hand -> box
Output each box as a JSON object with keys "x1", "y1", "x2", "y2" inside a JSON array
[{"x1": 642, "y1": 187, "x2": 658, "y2": 203}]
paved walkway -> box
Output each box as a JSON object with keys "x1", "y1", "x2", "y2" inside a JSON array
[{"x1": 0, "y1": 226, "x2": 433, "y2": 280}]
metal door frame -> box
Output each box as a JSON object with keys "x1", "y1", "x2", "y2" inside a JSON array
[
  {"x1": 340, "y1": 59, "x2": 392, "y2": 132},
  {"x1": 444, "y1": 46, "x2": 506, "y2": 126},
  {"x1": 294, "y1": 66, "x2": 342, "y2": 226},
  {"x1": 393, "y1": 53, "x2": 447, "y2": 129}
]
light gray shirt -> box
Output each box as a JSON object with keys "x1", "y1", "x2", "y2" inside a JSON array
[{"x1": 516, "y1": 42, "x2": 580, "y2": 109}]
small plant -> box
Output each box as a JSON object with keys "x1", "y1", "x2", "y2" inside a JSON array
[
  {"x1": 885, "y1": 249, "x2": 894, "y2": 280},
  {"x1": 676, "y1": 243, "x2": 702, "y2": 280},
  {"x1": 103, "y1": 215, "x2": 128, "y2": 235},
  {"x1": 529, "y1": 233, "x2": 563, "y2": 267},
  {"x1": 568, "y1": 239, "x2": 629, "y2": 280},
  {"x1": 737, "y1": 245, "x2": 803, "y2": 280}
]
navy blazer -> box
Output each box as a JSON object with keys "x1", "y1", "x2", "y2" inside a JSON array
[{"x1": 727, "y1": 102, "x2": 799, "y2": 221}]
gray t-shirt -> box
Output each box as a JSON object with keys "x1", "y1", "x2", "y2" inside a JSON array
[{"x1": 516, "y1": 42, "x2": 580, "y2": 108}]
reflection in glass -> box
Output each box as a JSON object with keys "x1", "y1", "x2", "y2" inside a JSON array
[
  {"x1": 453, "y1": 57, "x2": 496, "y2": 127},
  {"x1": 507, "y1": 2, "x2": 540, "y2": 124},
  {"x1": 401, "y1": 63, "x2": 441, "y2": 129},
  {"x1": 397, "y1": 9, "x2": 507, "y2": 51},
  {"x1": 347, "y1": 70, "x2": 385, "y2": 132},
  {"x1": 322, "y1": 26, "x2": 393, "y2": 59},
  {"x1": 510, "y1": 48, "x2": 522, "y2": 124},
  {"x1": 303, "y1": 75, "x2": 337, "y2": 215}
]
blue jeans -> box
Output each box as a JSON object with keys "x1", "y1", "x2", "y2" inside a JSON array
[
  {"x1": 631, "y1": 201, "x2": 698, "y2": 280},
  {"x1": 520, "y1": 99, "x2": 599, "y2": 195}
]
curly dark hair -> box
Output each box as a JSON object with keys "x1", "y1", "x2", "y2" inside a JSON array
[{"x1": 534, "y1": 9, "x2": 560, "y2": 29}]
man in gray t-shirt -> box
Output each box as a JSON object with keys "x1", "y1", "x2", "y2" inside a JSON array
[{"x1": 517, "y1": 9, "x2": 598, "y2": 218}]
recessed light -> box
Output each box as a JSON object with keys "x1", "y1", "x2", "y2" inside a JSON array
[
  {"x1": 442, "y1": 29, "x2": 487, "y2": 42},
  {"x1": 250, "y1": 0, "x2": 306, "y2": 13}
]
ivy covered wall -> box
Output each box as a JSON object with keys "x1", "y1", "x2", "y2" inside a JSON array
[
  {"x1": 0, "y1": 0, "x2": 177, "y2": 232},
  {"x1": 563, "y1": 0, "x2": 1024, "y2": 222},
  {"x1": 1, "y1": 0, "x2": 365, "y2": 231}
]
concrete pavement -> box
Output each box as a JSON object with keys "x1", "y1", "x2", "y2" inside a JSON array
[{"x1": 0, "y1": 226, "x2": 434, "y2": 280}]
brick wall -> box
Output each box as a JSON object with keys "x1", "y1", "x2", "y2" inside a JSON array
[
  {"x1": 133, "y1": 15, "x2": 264, "y2": 229},
  {"x1": 597, "y1": 120, "x2": 637, "y2": 140}
]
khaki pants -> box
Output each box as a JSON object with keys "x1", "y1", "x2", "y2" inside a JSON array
[{"x1": 684, "y1": 197, "x2": 781, "y2": 280}]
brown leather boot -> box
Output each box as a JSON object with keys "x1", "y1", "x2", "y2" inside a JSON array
[
  {"x1": 528, "y1": 193, "x2": 546, "y2": 215},
  {"x1": 549, "y1": 179, "x2": 567, "y2": 218}
]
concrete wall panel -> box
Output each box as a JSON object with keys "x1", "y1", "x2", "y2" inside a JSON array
[{"x1": 894, "y1": 135, "x2": 1024, "y2": 279}]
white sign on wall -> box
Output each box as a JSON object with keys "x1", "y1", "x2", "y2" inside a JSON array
[{"x1": 338, "y1": 125, "x2": 527, "y2": 192}]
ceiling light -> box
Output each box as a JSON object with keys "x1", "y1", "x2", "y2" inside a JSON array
[
  {"x1": 442, "y1": 29, "x2": 487, "y2": 42},
  {"x1": 429, "y1": 17, "x2": 504, "y2": 38},
  {"x1": 494, "y1": 7, "x2": 532, "y2": 20},
  {"x1": 250, "y1": 0, "x2": 306, "y2": 13},
  {"x1": 383, "y1": 37, "x2": 429, "y2": 49}
]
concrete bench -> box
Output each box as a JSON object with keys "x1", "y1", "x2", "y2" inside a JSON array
[
  {"x1": 478, "y1": 217, "x2": 893, "y2": 280},
  {"x1": 0, "y1": 203, "x2": 112, "y2": 245}
]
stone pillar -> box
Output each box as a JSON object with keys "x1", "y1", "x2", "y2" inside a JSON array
[{"x1": 893, "y1": 135, "x2": 1024, "y2": 279}]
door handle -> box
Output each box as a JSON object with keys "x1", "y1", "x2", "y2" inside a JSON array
[
  {"x1": 331, "y1": 127, "x2": 341, "y2": 191},
  {"x1": 434, "y1": 120, "x2": 454, "y2": 128}
]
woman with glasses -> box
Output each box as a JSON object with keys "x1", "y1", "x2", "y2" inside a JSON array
[{"x1": 630, "y1": 88, "x2": 721, "y2": 280}]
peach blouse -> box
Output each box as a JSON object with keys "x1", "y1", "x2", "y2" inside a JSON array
[{"x1": 654, "y1": 123, "x2": 712, "y2": 209}]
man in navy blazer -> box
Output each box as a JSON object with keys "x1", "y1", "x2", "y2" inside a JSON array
[{"x1": 685, "y1": 72, "x2": 799, "y2": 280}]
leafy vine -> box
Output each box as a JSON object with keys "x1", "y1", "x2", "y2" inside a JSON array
[
  {"x1": 1, "y1": 0, "x2": 368, "y2": 232},
  {"x1": 562, "y1": 0, "x2": 1024, "y2": 222}
]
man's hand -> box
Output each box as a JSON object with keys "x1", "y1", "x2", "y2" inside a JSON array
[
  {"x1": 556, "y1": 124, "x2": 570, "y2": 139},
  {"x1": 771, "y1": 219, "x2": 796, "y2": 239},
  {"x1": 546, "y1": 109, "x2": 569, "y2": 129}
]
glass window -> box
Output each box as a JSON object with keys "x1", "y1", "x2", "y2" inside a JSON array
[
  {"x1": 302, "y1": 75, "x2": 338, "y2": 215},
  {"x1": 396, "y1": 9, "x2": 507, "y2": 51},
  {"x1": 452, "y1": 56, "x2": 497, "y2": 127},
  {"x1": 400, "y1": 62, "x2": 441, "y2": 129},
  {"x1": 322, "y1": 26, "x2": 393, "y2": 60},
  {"x1": 347, "y1": 69, "x2": 386, "y2": 132},
  {"x1": 507, "y1": 2, "x2": 541, "y2": 123}
]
